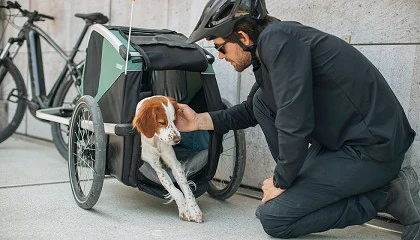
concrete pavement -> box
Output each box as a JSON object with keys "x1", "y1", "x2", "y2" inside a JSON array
[{"x1": 0, "y1": 135, "x2": 402, "y2": 240}]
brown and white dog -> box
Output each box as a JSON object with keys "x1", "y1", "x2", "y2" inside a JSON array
[{"x1": 132, "y1": 95, "x2": 203, "y2": 223}]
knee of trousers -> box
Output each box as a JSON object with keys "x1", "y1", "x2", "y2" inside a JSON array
[{"x1": 259, "y1": 206, "x2": 295, "y2": 238}]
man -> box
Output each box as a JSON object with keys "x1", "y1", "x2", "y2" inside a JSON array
[{"x1": 177, "y1": 0, "x2": 418, "y2": 239}]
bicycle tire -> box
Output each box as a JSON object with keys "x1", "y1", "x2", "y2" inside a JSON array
[
  {"x1": 0, "y1": 58, "x2": 27, "y2": 143},
  {"x1": 51, "y1": 73, "x2": 81, "y2": 160},
  {"x1": 207, "y1": 98, "x2": 246, "y2": 200},
  {"x1": 68, "y1": 95, "x2": 106, "y2": 209}
]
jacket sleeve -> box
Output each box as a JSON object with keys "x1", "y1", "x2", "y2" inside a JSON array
[
  {"x1": 259, "y1": 29, "x2": 314, "y2": 189},
  {"x1": 209, "y1": 83, "x2": 259, "y2": 134}
]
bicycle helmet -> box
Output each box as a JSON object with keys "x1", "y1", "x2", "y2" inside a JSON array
[{"x1": 186, "y1": 0, "x2": 268, "y2": 43}]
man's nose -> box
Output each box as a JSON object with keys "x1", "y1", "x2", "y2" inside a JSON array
[{"x1": 218, "y1": 52, "x2": 225, "y2": 59}]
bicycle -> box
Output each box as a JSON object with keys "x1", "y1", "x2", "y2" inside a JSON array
[{"x1": 0, "y1": 1, "x2": 108, "y2": 159}]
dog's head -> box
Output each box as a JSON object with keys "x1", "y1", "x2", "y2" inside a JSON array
[{"x1": 132, "y1": 96, "x2": 181, "y2": 145}]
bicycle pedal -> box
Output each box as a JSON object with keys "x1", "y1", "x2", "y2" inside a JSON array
[{"x1": 6, "y1": 88, "x2": 26, "y2": 103}]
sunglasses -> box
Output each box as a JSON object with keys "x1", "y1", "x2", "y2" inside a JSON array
[{"x1": 214, "y1": 40, "x2": 229, "y2": 54}]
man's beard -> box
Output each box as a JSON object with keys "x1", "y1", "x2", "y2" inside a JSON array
[{"x1": 234, "y1": 51, "x2": 252, "y2": 72}]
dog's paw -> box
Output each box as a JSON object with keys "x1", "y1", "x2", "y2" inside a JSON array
[
  {"x1": 179, "y1": 210, "x2": 203, "y2": 223},
  {"x1": 189, "y1": 207, "x2": 203, "y2": 223},
  {"x1": 179, "y1": 211, "x2": 192, "y2": 222},
  {"x1": 191, "y1": 212, "x2": 203, "y2": 223}
]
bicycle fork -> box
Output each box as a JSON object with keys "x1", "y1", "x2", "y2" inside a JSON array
[{"x1": 0, "y1": 39, "x2": 27, "y2": 104}]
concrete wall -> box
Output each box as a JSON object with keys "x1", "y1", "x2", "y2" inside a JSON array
[{"x1": 1, "y1": 0, "x2": 419, "y2": 188}]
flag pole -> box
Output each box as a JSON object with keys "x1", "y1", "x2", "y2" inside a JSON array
[{"x1": 125, "y1": 0, "x2": 136, "y2": 75}]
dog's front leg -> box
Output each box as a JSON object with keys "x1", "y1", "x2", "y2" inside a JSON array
[
  {"x1": 161, "y1": 148, "x2": 203, "y2": 223},
  {"x1": 147, "y1": 160, "x2": 191, "y2": 221}
]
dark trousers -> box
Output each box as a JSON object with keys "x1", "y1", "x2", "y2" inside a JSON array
[{"x1": 252, "y1": 89, "x2": 404, "y2": 238}]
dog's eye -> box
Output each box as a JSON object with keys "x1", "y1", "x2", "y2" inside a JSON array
[{"x1": 158, "y1": 120, "x2": 166, "y2": 126}]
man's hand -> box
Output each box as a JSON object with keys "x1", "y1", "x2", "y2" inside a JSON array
[
  {"x1": 175, "y1": 104, "x2": 214, "y2": 132},
  {"x1": 175, "y1": 104, "x2": 198, "y2": 132},
  {"x1": 261, "y1": 177, "x2": 285, "y2": 203}
]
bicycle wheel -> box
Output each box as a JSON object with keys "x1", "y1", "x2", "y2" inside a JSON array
[
  {"x1": 207, "y1": 98, "x2": 246, "y2": 200},
  {"x1": 51, "y1": 70, "x2": 82, "y2": 160},
  {"x1": 68, "y1": 95, "x2": 106, "y2": 209},
  {"x1": 0, "y1": 58, "x2": 27, "y2": 143}
]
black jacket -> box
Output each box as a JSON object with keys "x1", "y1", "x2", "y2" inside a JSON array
[{"x1": 209, "y1": 20, "x2": 416, "y2": 189}]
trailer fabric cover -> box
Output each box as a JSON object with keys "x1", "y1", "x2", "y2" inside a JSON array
[
  {"x1": 152, "y1": 70, "x2": 187, "y2": 102},
  {"x1": 109, "y1": 26, "x2": 209, "y2": 72},
  {"x1": 83, "y1": 31, "x2": 103, "y2": 97}
]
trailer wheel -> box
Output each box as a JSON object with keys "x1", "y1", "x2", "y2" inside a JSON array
[
  {"x1": 68, "y1": 95, "x2": 106, "y2": 209},
  {"x1": 207, "y1": 98, "x2": 246, "y2": 200}
]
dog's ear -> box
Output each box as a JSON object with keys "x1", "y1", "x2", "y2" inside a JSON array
[
  {"x1": 132, "y1": 104, "x2": 157, "y2": 138},
  {"x1": 168, "y1": 97, "x2": 179, "y2": 111}
]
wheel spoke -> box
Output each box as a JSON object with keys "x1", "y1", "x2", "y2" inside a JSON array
[
  {"x1": 207, "y1": 99, "x2": 246, "y2": 200},
  {"x1": 68, "y1": 96, "x2": 105, "y2": 209},
  {"x1": 211, "y1": 129, "x2": 237, "y2": 190},
  {"x1": 72, "y1": 105, "x2": 96, "y2": 196}
]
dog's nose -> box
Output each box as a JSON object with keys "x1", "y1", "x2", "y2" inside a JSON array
[{"x1": 173, "y1": 136, "x2": 181, "y2": 144}]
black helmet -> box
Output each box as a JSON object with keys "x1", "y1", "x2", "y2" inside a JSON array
[{"x1": 187, "y1": 0, "x2": 268, "y2": 43}]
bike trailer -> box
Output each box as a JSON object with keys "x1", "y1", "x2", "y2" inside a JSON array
[{"x1": 81, "y1": 24, "x2": 225, "y2": 198}]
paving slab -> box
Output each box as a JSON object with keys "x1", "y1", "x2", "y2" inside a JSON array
[{"x1": 0, "y1": 135, "x2": 402, "y2": 240}]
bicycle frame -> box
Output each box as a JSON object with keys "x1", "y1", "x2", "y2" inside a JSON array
[{"x1": 0, "y1": 19, "x2": 91, "y2": 109}]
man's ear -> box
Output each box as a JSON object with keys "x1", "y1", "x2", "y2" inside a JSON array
[{"x1": 236, "y1": 31, "x2": 253, "y2": 46}]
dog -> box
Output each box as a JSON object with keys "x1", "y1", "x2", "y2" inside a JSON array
[{"x1": 132, "y1": 95, "x2": 203, "y2": 223}]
